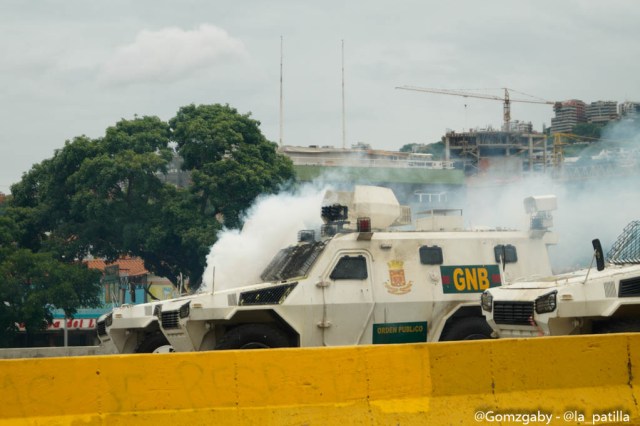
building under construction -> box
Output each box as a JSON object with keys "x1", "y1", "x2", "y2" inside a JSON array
[
  {"x1": 279, "y1": 144, "x2": 465, "y2": 207},
  {"x1": 443, "y1": 129, "x2": 550, "y2": 176}
]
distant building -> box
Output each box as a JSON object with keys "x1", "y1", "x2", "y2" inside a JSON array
[
  {"x1": 157, "y1": 145, "x2": 465, "y2": 209},
  {"x1": 86, "y1": 256, "x2": 178, "y2": 305},
  {"x1": 279, "y1": 145, "x2": 464, "y2": 206},
  {"x1": 551, "y1": 100, "x2": 587, "y2": 134},
  {"x1": 619, "y1": 102, "x2": 640, "y2": 119},
  {"x1": 586, "y1": 101, "x2": 618, "y2": 125},
  {"x1": 443, "y1": 130, "x2": 548, "y2": 175},
  {"x1": 507, "y1": 120, "x2": 533, "y2": 133},
  {"x1": 158, "y1": 155, "x2": 190, "y2": 188}
]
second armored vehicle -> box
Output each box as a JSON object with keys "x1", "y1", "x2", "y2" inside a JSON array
[{"x1": 482, "y1": 220, "x2": 640, "y2": 338}]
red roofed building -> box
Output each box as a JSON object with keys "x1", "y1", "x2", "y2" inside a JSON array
[
  {"x1": 85, "y1": 257, "x2": 149, "y2": 277},
  {"x1": 85, "y1": 256, "x2": 177, "y2": 306}
]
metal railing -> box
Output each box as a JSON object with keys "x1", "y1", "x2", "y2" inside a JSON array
[{"x1": 288, "y1": 155, "x2": 454, "y2": 170}]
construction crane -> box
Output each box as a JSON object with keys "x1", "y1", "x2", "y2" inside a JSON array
[{"x1": 396, "y1": 85, "x2": 556, "y2": 131}]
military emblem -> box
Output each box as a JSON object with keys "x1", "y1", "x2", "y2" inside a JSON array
[{"x1": 385, "y1": 260, "x2": 413, "y2": 294}]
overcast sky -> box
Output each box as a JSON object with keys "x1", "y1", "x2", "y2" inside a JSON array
[{"x1": 2, "y1": 0, "x2": 639, "y2": 192}]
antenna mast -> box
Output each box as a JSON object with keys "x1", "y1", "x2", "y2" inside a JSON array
[
  {"x1": 341, "y1": 39, "x2": 346, "y2": 149},
  {"x1": 279, "y1": 36, "x2": 284, "y2": 146}
]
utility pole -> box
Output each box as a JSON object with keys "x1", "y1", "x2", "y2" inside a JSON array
[
  {"x1": 63, "y1": 315, "x2": 68, "y2": 347},
  {"x1": 341, "y1": 39, "x2": 346, "y2": 149},
  {"x1": 279, "y1": 36, "x2": 284, "y2": 146}
]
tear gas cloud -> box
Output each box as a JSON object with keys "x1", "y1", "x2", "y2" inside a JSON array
[
  {"x1": 201, "y1": 182, "x2": 329, "y2": 292},
  {"x1": 200, "y1": 168, "x2": 361, "y2": 292},
  {"x1": 463, "y1": 118, "x2": 640, "y2": 272},
  {"x1": 463, "y1": 174, "x2": 640, "y2": 272}
]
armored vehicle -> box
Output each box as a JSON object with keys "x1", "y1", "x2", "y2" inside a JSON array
[
  {"x1": 99, "y1": 186, "x2": 558, "y2": 353},
  {"x1": 482, "y1": 220, "x2": 640, "y2": 338}
]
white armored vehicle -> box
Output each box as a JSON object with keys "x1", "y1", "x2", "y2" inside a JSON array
[
  {"x1": 482, "y1": 220, "x2": 640, "y2": 338},
  {"x1": 98, "y1": 186, "x2": 558, "y2": 353}
]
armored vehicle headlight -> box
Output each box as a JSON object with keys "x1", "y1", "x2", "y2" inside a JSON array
[
  {"x1": 179, "y1": 302, "x2": 191, "y2": 318},
  {"x1": 535, "y1": 291, "x2": 557, "y2": 314},
  {"x1": 481, "y1": 291, "x2": 493, "y2": 312}
]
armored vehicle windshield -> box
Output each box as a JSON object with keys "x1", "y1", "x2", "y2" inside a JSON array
[{"x1": 260, "y1": 240, "x2": 327, "y2": 282}]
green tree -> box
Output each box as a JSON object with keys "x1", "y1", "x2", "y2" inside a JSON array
[
  {"x1": 572, "y1": 123, "x2": 602, "y2": 140},
  {"x1": 140, "y1": 186, "x2": 220, "y2": 288},
  {"x1": 170, "y1": 104, "x2": 295, "y2": 228},
  {"x1": 11, "y1": 117, "x2": 172, "y2": 260},
  {"x1": 9, "y1": 104, "x2": 294, "y2": 290},
  {"x1": 0, "y1": 199, "x2": 102, "y2": 346},
  {"x1": 399, "y1": 143, "x2": 426, "y2": 153},
  {"x1": 0, "y1": 248, "x2": 101, "y2": 347},
  {"x1": 67, "y1": 116, "x2": 173, "y2": 260}
]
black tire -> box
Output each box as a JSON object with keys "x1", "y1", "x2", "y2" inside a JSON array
[
  {"x1": 439, "y1": 317, "x2": 493, "y2": 341},
  {"x1": 215, "y1": 323, "x2": 292, "y2": 350},
  {"x1": 135, "y1": 332, "x2": 174, "y2": 353}
]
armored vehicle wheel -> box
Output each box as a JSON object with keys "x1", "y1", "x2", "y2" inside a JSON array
[
  {"x1": 215, "y1": 324, "x2": 292, "y2": 350},
  {"x1": 439, "y1": 317, "x2": 493, "y2": 341},
  {"x1": 136, "y1": 332, "x2": 174, "y2": 353}
]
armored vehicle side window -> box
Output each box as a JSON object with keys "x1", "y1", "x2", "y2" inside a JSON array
[
  {"x1": 494, "y1": 244, "x2": 518, "y2": 264},
  {"x1": 330, "y1": 255, "x2": 368, "y2": 280},
  {"x1": 419, "y1": 245, "x2": 443, "y2": 265}
]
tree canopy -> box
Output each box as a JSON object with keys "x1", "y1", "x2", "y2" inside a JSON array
[
  {"x1": 170, "y1": 104, "x2": 294, "y2": 228},
  {"x1": 572, "y1": 123, "x2": 602, "y2": 140},
  {"x1": 0, "y1": 199, "x2": 102, "y2": 346},
  {"x1": 2, "y1": 103, "x2": 294, "y2": 342},
  {"x1": 0, "y1": 248, "x2": 102, "y2": 346}
]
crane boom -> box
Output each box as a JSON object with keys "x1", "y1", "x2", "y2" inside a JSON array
[
  {"x1": 396, "y1": 85, "x2": 555, "y2": 131},
  {"x1": 397, "y1": 86, "x2": 504, "y2": 101}
]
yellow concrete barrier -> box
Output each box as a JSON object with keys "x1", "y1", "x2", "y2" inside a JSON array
[{"x1": 1, "y1": 334, "x2": 639, "y2": 425}]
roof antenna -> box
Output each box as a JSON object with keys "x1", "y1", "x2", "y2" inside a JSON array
[
  {"x1": 279, "y1": 35, "x2": 284, "y2": 146},
  {"x1": 341, "y1": 39, "x2": 346, "y2": 149},
  {"x1": 211, "y1": 266, "x2": 216, "y2": 294}
]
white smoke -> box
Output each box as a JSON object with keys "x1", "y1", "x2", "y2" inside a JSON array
[
  {"x1": 461, "y1": 117, "x2": 640, "y2": 273},
  {"x1": 201, "y1": 182, "x2": 329, "y2": 292},
  {"x1": 462, "y1": 172, "x2": 640, "y2": 273}
]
